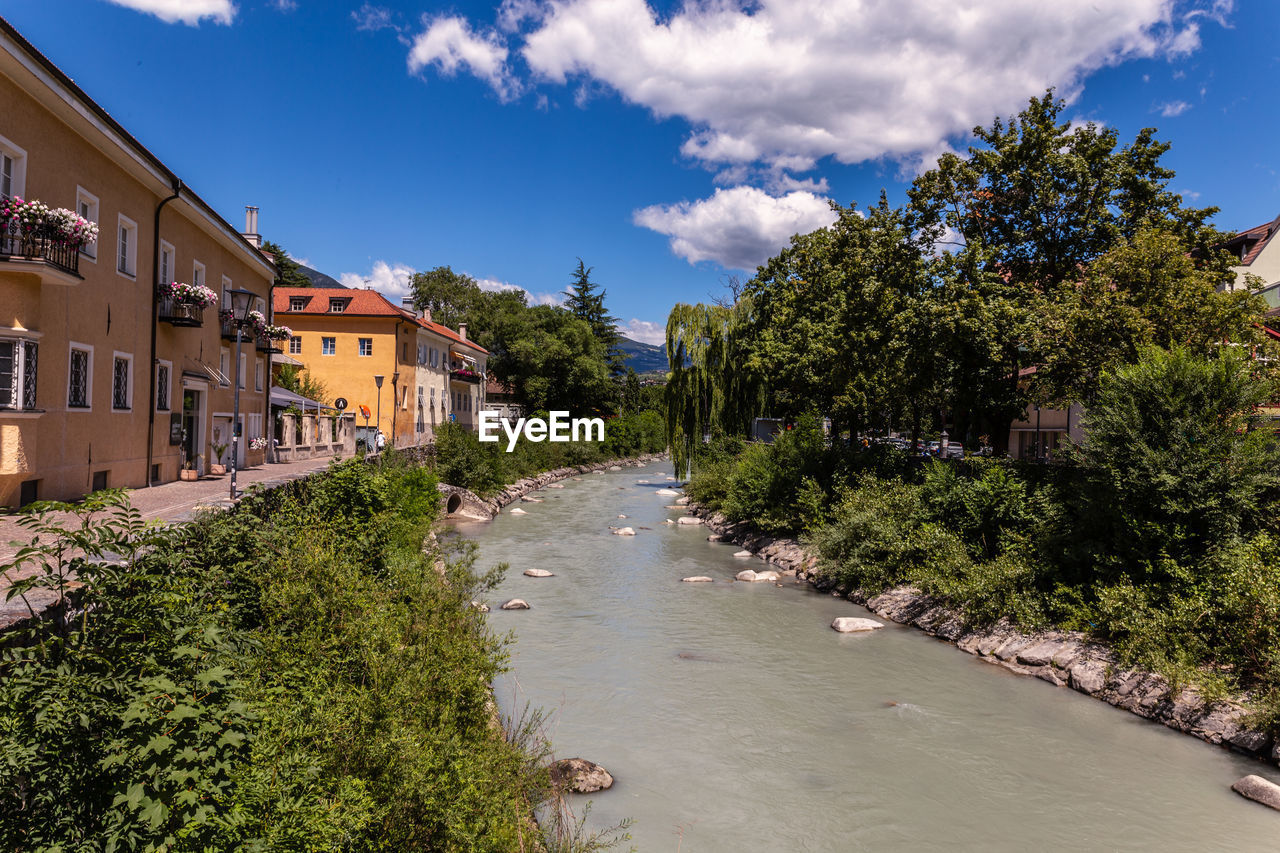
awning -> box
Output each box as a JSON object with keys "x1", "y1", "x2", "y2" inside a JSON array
[
  {"x1": 270, "y1": 386, "x2": 336, "y2": 411},
  {"x1": 271, "y1": 352, "x2": 304, "y2": 367},
  {"x1": 184, "y1": 357, "x2": 229, "y2": 385}
]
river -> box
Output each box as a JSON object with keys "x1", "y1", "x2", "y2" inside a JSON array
[{"x1": 452, "y1": 463, "x2": 1280, "y2": 851}]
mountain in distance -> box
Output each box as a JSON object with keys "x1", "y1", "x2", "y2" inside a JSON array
[
  {"x1": 297, "y1": 264, "x2": 346, "y2": 289},
  {"x1": 617, "y1": 336, "x2": 669, "y2": 374}
]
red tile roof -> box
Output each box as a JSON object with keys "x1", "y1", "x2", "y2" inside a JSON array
[
  {"x1": 1224, "y1": 215, "x2": 1280, "y2": 267},
  {"x1": 273, "y1": 288, "x2": 487, "y2": 353}
]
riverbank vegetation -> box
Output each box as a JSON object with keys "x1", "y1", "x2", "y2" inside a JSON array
[
  {"x1": 674, "y1": 93, "x2": 1280, "y2": 728},
  {"x1": 0, "y1": 454, "x2": 625, "y2": 850},
  {"x1": 434, "y1": 411, "x2": 666, "y2": 497}
]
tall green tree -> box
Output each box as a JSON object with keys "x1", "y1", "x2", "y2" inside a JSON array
[
  {"x1": 410, "y1": 265, "x2": 482, "y2": 329},
  {"x1": 565, "y1": 259, "x2": 625, "y2": 377},
  {"x1": 260, "y1": 239, "x2": 312, "y2": 288}
]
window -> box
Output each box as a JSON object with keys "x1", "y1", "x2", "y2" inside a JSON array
[
  {"x1": 219, "y1": 348, "x2": 230, "y2": 386},
  {"x1": 76, "y1": 187, "x2": 99, "y2": 259},
  {"x1": 417, "y1": 386, "x2": 424, "y2": 432},
  {"x1": 0, "y1": 338, "x2": 38, "y2": 410},
  {"x1": 0, "y1": 134, "x2": 27, "y2": 199},
  {"x1": 322, "y1": 337, "x2": 336, "y2": 356},
  {"x1": 193, "y1": 260, "x2": 205, "y2": 290},
  {"x1": 430, "y1": 347, "x2": 439, "y2": 368},
  {"x1": 222, "y1": 276, "x2": 233, "y2": 310},
  {"x1": 289, "y1": 336, "x2": 302, "y2": 354},
  {"x1": 239, "y1": 352, "x2": 246, "y2": 389},
  {"x1": 156, "y1": 361, "x2": 171, "y2": 411},
  {"x1": 159, "y1": 240, "x2": 174, "y2": 285},
  {"x1": 430, "y1": 387, "x2": 435, "y2": 406},
  {"x1": 116, "y1": 215, "x2": 138, "y2": 277},
  {"x1": 68, "y1": 344, "x2": 92, "y2": 409},
  {"x1": 289, "y1": 296, "x2": 306, "y2": 311},
  {"x1": 255, "y1": 358, "x2": 263, "y2": 392},
  {"x1": 112, "y1": 353, "x2": 132, "y2": 410},
  {"x1": 358, "y1": 338, "x2": 372, "y2": 357},
  {"x1": 329, "y1": 298, "x2": 346, "y2": 313}
]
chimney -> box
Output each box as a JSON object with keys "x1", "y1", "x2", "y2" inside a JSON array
[
  {"x1": 242, "y1": 206, "x2": 261, "y2": 248},
  {"x1": 458, "y1": 322, "x2": 467, "y2": 341},
  {"x1": 402, "y1": 296, "x2": 431, "y2": 323}
]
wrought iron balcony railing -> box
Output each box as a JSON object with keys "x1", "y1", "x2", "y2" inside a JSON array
[
  {"x1": 0, "y1": 222, "x2": 82, "y2": 278},
  {"x1": 157, "y1": 292, "x2": 205, "y2": 327}
]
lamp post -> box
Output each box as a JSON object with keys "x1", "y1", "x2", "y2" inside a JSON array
[
  {"x1": 374, "y1": 374, "x2": 384, "y2": 452},
  {"x1": 227, "y1": 288, "x2": 256, "y2": 500}
]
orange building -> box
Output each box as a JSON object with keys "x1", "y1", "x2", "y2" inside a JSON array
[
  {"x1": 272, "y1": 287, "x2": 487, "y2": 447},
  {"x1": 0, "y1": 17, "x2": 274, "y2": 507}
]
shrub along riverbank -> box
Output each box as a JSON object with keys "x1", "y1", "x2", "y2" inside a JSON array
[
  {"x1": 433, "y1": 411, "x2": 666, "y2": 498},
  {"x1": 0, "y1": 451, "x2": 627, "y2": 851},
  {"x1": 686, "y1": 348, "x2": 1280, "y2": 732}
]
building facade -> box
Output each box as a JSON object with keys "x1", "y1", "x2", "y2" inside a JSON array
[
  {"x1": 0, "y1": 18, "x2": 274, "y2": 507},
  {"x1": 273, "y1": 287, "x2": 487, "y2": 446}
]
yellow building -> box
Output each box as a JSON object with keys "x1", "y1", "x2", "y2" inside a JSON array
[
  {"x1": 273, "y1": 288, "x2": 487, "y2": 447},
  {"x1": 0, "y1": 18, "x2": 274, "y2": 507}
]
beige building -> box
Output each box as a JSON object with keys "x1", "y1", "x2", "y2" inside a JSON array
[
  {"x1": 273, "y1": 288, "x2": 486, "y2": 448},
  {"x1": 0, "y1": 18, "x2": 274, "y2": 507},
  {"x1": 1222, "y1": 214, "x2": 1280, "y2": 298}
]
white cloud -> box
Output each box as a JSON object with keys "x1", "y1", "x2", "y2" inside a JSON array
[
  {"x1": 339, "y1": 261, "x2": 417, "y2": 301},
  {"x1": 100, "y1": 0, "x2": 234, "y2": 25},
  {"x1": 618, "y1": 318, "x2": 666, "y2": 346},
  {"x1": 633, "y1": 186, "x2": 837, "y2": 270},
  {"x1": 271, "y1": 0, "x2": 297, "y2": 11},
  {"x1": 352, "y1": 3, "x2": 394, "y2": 32},
  {"x1": 476, "y1": 276, "x2": 563, "y2": 306},
  {"x1": 1159, "y1": 99, "x2": 1192, "y2": 116},
  {"x1": 422, "y1": 0, "x2": 1211, "y2": 174},
  {"x1": 408, "y1": 16, "x2": 517, "y2": 99}
]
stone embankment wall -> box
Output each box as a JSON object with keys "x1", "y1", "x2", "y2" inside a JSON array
[
  {"x1": 438, "y1": 453, "x2": 667, "y2": 520},
  {"x1": 693, "y1": 505, "x2": 1280, "y2": 768}
]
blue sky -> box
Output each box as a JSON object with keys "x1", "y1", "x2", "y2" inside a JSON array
[{"x1": 2, "y1": 0, "x2": 1277, "y2": 344}]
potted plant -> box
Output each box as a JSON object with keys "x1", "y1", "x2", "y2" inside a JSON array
[
  {"x1": 180, "y1": 453, "x2": 201, "y2": 481},
  {"x1": 209, "y1": 440, "x2": 228, "y2": 475}
]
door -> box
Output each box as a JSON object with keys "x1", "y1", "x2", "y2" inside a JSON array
[{"x1": 182, "y1": 389, "x2": 202, "y2": 474}]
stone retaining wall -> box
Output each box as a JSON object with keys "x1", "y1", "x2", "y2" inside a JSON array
[
  {"x1": 438, "y1": 453, "x2": 667, "y2": 520},
  {"x1": 692, "y1": 504, "x2": 1279, "y2": 767}
]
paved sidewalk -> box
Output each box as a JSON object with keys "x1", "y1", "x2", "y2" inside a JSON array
[{"x1": 0, "y1": 455, "x2": 341, "y2": 628}]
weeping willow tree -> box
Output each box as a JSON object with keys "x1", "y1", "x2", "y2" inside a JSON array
[{"x1": 665, "y1": 300, "x2": 764, "y2": 475}]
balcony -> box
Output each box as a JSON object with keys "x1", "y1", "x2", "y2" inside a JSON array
[
  {"x1": 255, "y1": 332, "x2": 282, "y2": 354},
  {"x1": 220, "y1": 314, "x2": 239, "y2": 340},
  {"x1": 157, "y1": 293, "x2": 205, "y2": 327},
  {"x1": 450, "y1": 367, "x2": 483, "y2": 384},
  {"x1": 0, "y1": 224, "x2": 82, "y2": 285}
]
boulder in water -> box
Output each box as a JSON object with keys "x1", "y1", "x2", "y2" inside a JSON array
[
  {"x1": 736, "y1": 569, "x2": 759, "y2": 582},
  {"x1": 733, "y1": 550, "x2": 753, "y2": 558},
  {"x1": 675, "y1": 497, "x2": 690, "y2": 505},
  {"x1": 682, "y1": 576, "x2": 714, "y2": 583},
  {"x1": 550, "y1": 757, "x2": 614, "y2": 793},
  {"x1": 523, "y1": 568, "x2": 554, "y2": 578},
  {"x1": 655, "y1": 488, "x2": 680, "y2": 496},
  {"x1": 677, "y1": 516, "x2": 704, "y2": 526},
  {"x1": 501, "y1": 599, "x2": 531, "y2": 610},
  {"x1": 509, "y1": 507, "x2": 528, "y2": 515},
  {"x1": 755, "y1": 570, "x2": 780, "y2": 582},
  {"x1": 831, "y1": 617, "x2": 884, "y2": 633},
  {"x1": 1232, "y1": 775, "x2": 1280, "y2": 811},
  {"x1": 614, "y1": 527, "x2": 637, "y2": 536}
]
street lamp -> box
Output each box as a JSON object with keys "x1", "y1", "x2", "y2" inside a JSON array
[
  {"x1": 227, "y1": 288, "x2": 257, "y2": 500},
  {"x1": 374, "y1": 374, "x2": 384, "y2": 452}
]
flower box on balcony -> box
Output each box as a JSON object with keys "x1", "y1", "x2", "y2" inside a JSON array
[
  {"x1": 157, "y1": 294, "x2": 205, "y2": 327},
  {"x1": 0, "y1": 196, "x2": 92, "y2": 282}
]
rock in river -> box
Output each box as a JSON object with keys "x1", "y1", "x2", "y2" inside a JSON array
[
  {"x1": 733, "y1": 550, "x2": 753, "y2": 558},
  {"x1": 755, "y1": 570, "x2": 780, "y2": 581},
  {"x1": 501, "y1": 599, "x2": 531, "y2": 610},
  {"x1": 550, "y1": 757, "x2": 614, "y2": 793},
  {"x1": 682, "y1": 576, "x2": 714, "y2": 583},
  {"x1": 655, "y1": 488, "x2": 681, "y2": 497},
  {"x1": 523, "y1": 568, "x2": 554, "y2": 578},
  {"x1": 1232, "y1": 775, "x2": 1280, "y2": 811},
  {"x1": 736, "y1": 569, "x2": 759, "y2": 582},
  {"x1": 831, "y1": 617, "x2": 885, "y2": 633},
  {"x1": 509, "y1": 507, "x2": 528, "y2": 515},
  {"x1": 614, "y1": 527, "x2": 637, "y2": 536},
  {"x1": 677, "y1": 516, "x2": 704, "y2": 526}
]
